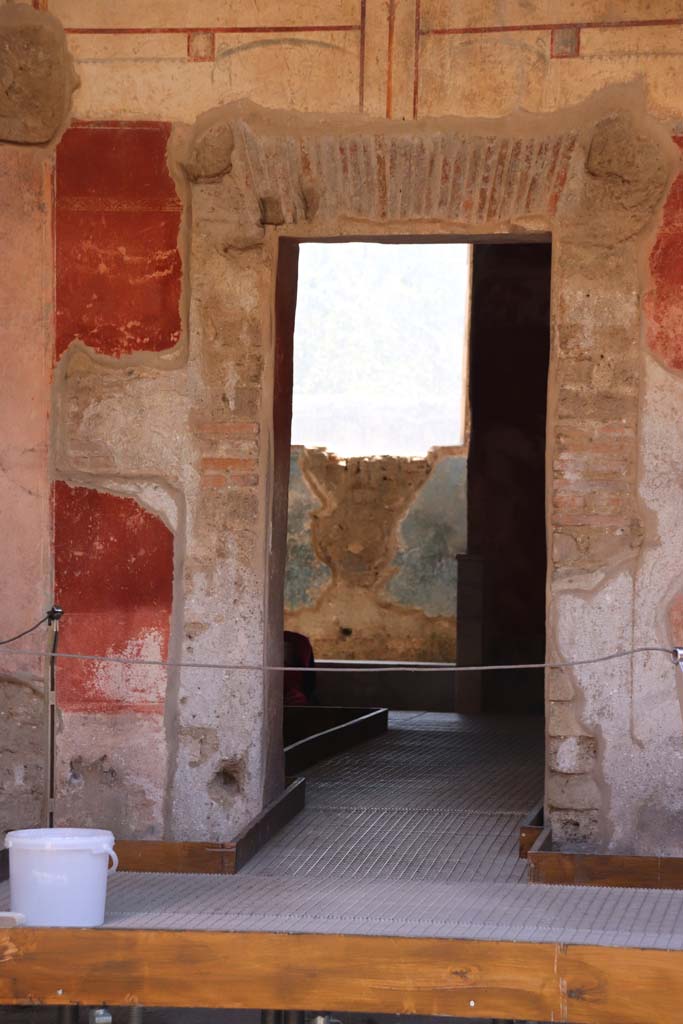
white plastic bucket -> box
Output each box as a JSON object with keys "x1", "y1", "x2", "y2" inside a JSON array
[{"x1": 4, "y1": 828, "x2": 118, "y2": 927}]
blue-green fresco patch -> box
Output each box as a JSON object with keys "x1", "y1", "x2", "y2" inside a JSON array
[
  {"x1": 284, "y1": 449, "x2": 332, "y2": 609},
  {"x1": 386, "y1": 456, "x2": 467, "y2": 618}
]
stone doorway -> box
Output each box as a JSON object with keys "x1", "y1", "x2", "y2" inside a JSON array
[{"x1": 274, "y1": 237, "x2": 552, "y2": 722}]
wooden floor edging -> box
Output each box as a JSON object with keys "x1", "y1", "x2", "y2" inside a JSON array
[
  {"x1": 527, "y1": 826, "x2": 683, "y2": 888},
  {"x1": 284, "y1": 707, "x2": 388, "y2": 775},
  {"x1": 0, "y1": 927, "x2": 682, "y2": 1022},
  {"x1": 115, "y1": 777, "x2": 305, "y2": 875},
  {"x1": 519, "y1": 800, "x2": 544, "y2": 860}
]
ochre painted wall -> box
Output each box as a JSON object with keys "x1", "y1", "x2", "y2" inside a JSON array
[{"x1": 26, "y1": 1, "x2": 683, "y2": 124}]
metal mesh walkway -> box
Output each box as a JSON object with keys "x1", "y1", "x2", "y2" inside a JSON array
[
  {"x1": 74, "y1": 871, "x2": 683, "y2": 948},
  {"x1": 6, "y1": 711, "x2": 683, "y2": 947},
  {"x1": 241, "y1": 711, "x2": 543, "y2": 884}
]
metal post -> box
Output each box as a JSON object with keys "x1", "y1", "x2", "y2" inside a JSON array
[
  {"x1": 46, "y1": 605, "x2": 63, "y2": 828},
  {"x1": 56, "y1": 1008, "x2": 78, "y2": 1024},
  {"x1": 284, "y1": 1013, "x2": 305, "y2": 1024}
]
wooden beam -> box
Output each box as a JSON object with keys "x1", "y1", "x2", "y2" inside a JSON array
[{"x1": 1, "y1": 927, "x2": 683, "y2": 1022}]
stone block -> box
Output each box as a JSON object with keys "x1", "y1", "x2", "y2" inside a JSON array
[
  {"x1": 182, "y1": 120, "x2": 234, "y2": 181},
  {"x1": 549, "y1": 736, "x2": 597, "y2": 774},
  {"x1": 548, "y1": 807, "x2": 600, "y2": 847},
  {"x1": 547, "y1": 700, "x2": 591, "y2": 737},
  {"x1": 552, "y1": 530, "x2": 580, "y2": 564},
  {"x1": 546, "y1": 668, "x2": 575, "y2": 701},
  {"x1": 547, "y1": 771, "x2": 601, "y2": 809}
]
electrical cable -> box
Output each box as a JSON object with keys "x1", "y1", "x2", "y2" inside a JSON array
[
  {"x1": 0, "y1": 615, "x2": 49, "y2": 645},
  {"x1": 47, "y1": 616, "x2": 60, "y2": 829}
]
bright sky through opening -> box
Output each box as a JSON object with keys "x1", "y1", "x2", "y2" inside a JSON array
[{"x1": 291, "y1": 242, "x2": 471, "y2": 457}]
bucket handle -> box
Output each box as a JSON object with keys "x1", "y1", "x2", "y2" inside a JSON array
[
  {"x1": 107, "y1": 847, "x2": 118, "y2": 875},
  {"x1": 94, "y1": 845, "x2": 118, "y2": 875}
]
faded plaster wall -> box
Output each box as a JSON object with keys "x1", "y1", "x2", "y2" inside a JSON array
[
  {"x1": 284, "y1": 446, "x2": 467, "y2": 662},
  {"x1": 0, "y1": 146, "x2": 53, "y2": 840},
  {"x1": 3, "y1": 0, "x2": 683, "y2": 852},
  {"x1": 0, "y1": 3, "x2": 74, "y2": 840}
]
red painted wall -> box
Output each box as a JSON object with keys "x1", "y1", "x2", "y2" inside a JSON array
[
  {"x1": 54, "y1": 122, "x2": 180, "y2": 713},
  {"x1": 54, "y1": 483, "x2": 173, "y2": 713},
  {"x1": 56, "y1": 122, "x2": 182, "y2": 359},
  {"x1": 647, "y1": 137, "x2": 683, "y2": 370}
]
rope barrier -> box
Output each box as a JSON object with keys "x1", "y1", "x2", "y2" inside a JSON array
[{"x1": 0, "y1": 642, "x2": 679, "y2": 672}]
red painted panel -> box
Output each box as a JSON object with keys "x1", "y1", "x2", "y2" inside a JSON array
[
  {"x1": 54, "y1": 482, "x2": 173, "y2": 713},
  {"x1": 56, "y1": 123, "x2": 182, "y2": 358},
  {"x1": 647, "y1": 137, "x2": 683, "y2": 370}
]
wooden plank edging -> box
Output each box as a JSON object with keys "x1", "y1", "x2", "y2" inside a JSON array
[
  {"x1": 231, "y1": 776, "x2": 305, "y2": 872},
  {"x1": 284, "y1": 707, "x2": 388, "y2": 775},
  {"x1": 518, "y1": 800, "x2": 544, "y2": 860},
  {"x1": 115, "y1": 777, "x2": 305, "y2": 875},
  {"x1": 527, "y1": 826, "x2": 683, "y2": 888}
]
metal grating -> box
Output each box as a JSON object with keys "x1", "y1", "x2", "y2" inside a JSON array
[
  {"x1": 241, "y1": 808, "x2": 527, "y2": 883},
  {"x1": 22, "y1": 711, "x2": 681, "y2": 946},
  {"x1": 305, "y1": 714, "x2": 544, "y2": 814},
  {"x1": 4, "y1": 870, "x2": 683, "y2": 948}
]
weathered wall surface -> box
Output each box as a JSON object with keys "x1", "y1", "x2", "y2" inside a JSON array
[
  {"x1": 0, "y1": 3, "x2": 76, "y2": 144},
  {"x1": 0, "y1": 2, "x2": 76, "y2": 842},
  {"x1": 3, "y1": 0, "x2": 683, "y2": 852},
  {"x1": 0, "y1": 145, "x2": 54, "y2": 839},
  {"x1": 284, "y1": 446, "x2": 466, "y2": 662},
  {"x1": 22, "y1": 1, "x2": 683, "y2": 124},
  {"x1": 51, "y1": 122, "x2": 180, "y2": 837}
]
